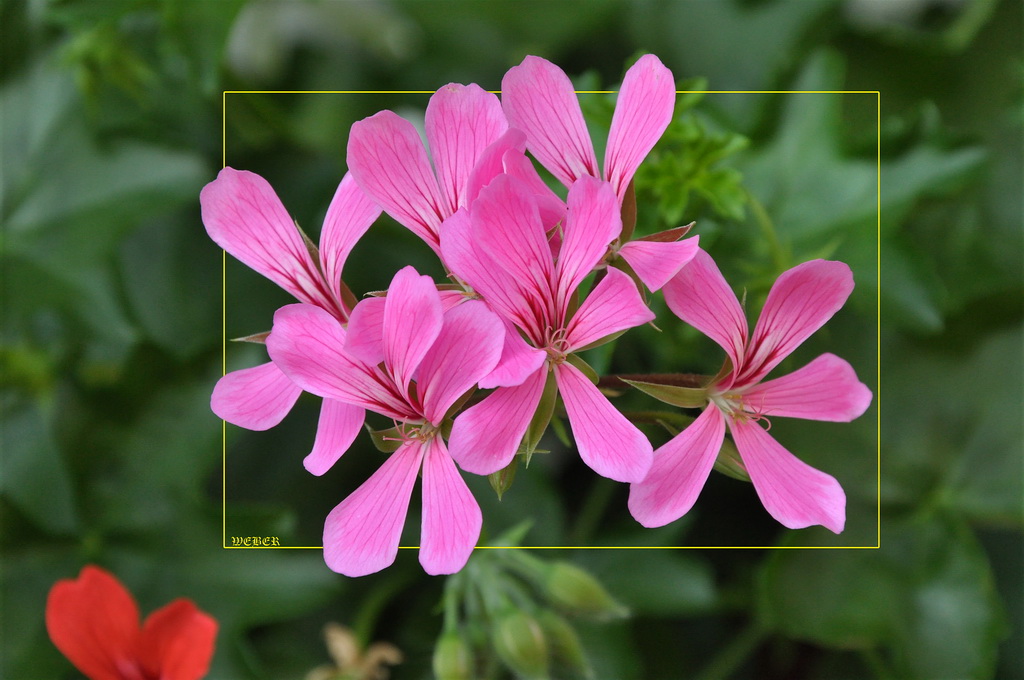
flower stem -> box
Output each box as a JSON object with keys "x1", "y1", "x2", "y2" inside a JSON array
[
  {"x1": 597, "y1": 373, "x2": 709, "y2": 390},
  {"x1": 693, "y1": 621, "x2": 766, "y2": 680}
]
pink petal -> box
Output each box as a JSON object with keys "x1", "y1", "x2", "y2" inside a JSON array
[
  {"x1": 604, "y1": 54, "x2": 676, "y2": 200},
  {"x1": 211, "y1": 361, "x2": 301, "y2": 430},
  {"x1": 425, "y1": 83, "x2": 508, "y2": 215},
  {"x1": 555, "y1": 362, "x2": 653, "y2": 483},
  {"x1": 303, "y1": 399, "x2": 366, "y2": 476},
  {"x1": 565, "y1": 267, "x2": 654, "y2": 351},
  {"x1": 323, "y1": 442, "x2": 424, "y2": 577},
  {"x1": 500, "y1": 146, "x2": 567, "y2": 231},
  {"x1": 663, "y1": 249, "x2": 748, "y2": 379},
  {"x1": 267, "y1": 304, "x2": 414, "y2": 420},
  {"x1": 464, "y1": 128, "x2": 527, "y2": 207},
  {"x1": 345, "y1": 296, "x2": 386, "y2": 367},
  {"x1": 627, "y1": 406, "x2": 725, "y2": 527},
  {"x1": 555, "y1": 177, "x2": 621, "y2": 313},
  {"x1": 618, "y1": 236, "x2": 699, "y2": 292},
  {"x1": 472, "y1": 175, "x2": 555, "y2": 325},
  {"x1": 319, "y1": 172, "x2": 381, "y2": 311},
  {"x1": 417, "y1": 300, "x2": 505, "y2": 424},
  {"x1": 447, "y1": 367, "x2": 547, "y2": 475},
  {"x1": 440, "y1": 210, "x2": 540, "y2": 338},
  {"x1": 501, "y1": 55, "x2": 599, "y2": 188},
  {"x1": 740, "y1": 260, "x2": 855, "y2": 387},
  {"x1": 740, "y1": 353, "x2": 872, "y2": 422},
  {"x1": 201, "y1": 168, "x2": 332, "y2": 309},
  {"x1": 347, "y1": 111, "x2": 446, "y2": 252},
  {"x1": 382, "y1": 266, "x2": 443, "y2": 398},
  {"x1": 480, "y1": 320, "x2": 548, "y2": 389},
  {"x1": 419, "y1": 437, "x2": 482, "y2": 575},
  {"x1": 730, "y1": 417, "x2": 846, "y2": 533}
]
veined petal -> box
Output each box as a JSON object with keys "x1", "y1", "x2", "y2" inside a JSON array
[
  {"x1": 480, "y1": 321, "x2": 548, "y2": 389},
  {"x1": 741, "y1": 353, "x2": 872, "y2": 422},
  {"x1": 417, "y1": 300, "x2": 504, "y2": 424},
  {"x1": 565, "y1": 267, "x2": 654, "y2": 351},
  {"x1": 502, "y1": 55, "x2": 599, "y2": 188},
  {"x1": 618, "y1": 236, "x2": 699, "y2": 292},
  {"x1": 740, "y1": 260, "x2": 854, "y2": 387},
  {"x1": 439, "y1": 210, "x2": 540, "y2": 337},
  {"x1": 730, "y1": 418, "x2": 846, "y2": 533},
  {"x1": 605, "y1": 54, "x2": 676, "y2": 200},
  {"x1": 555, "y1": 362, "x2": 653, "y2": 483},
  {"x1": 472, "y1": 175, "x2": 554, "y2": 313},
  {"x1": 201, "y1": 168, "x2": 329, "y2": 307},
  {"x1": 46, "y1": 566, "x2": 139, "y2": 680},
  {"x1": 663, "y1": 248, "x2": 748, "y2": 378},
  {"x1": 211, "y1": 361, "x2": 302, "y2": 431},
  {"x1": 347, "y1": 111, "x2": 447, "y2": 251},
  {"x1": 137, "y1": 599, "x2": 217, "y2": 680},
  {"x1": 267, "y1": 304, "x2": 414, "y2": 420},
  {"x1": 383, "y1": 267, "x2": 444, "y2": 398},
  {"x1": 304, "y1": 399, "x2": 366, "y2": 476},
  {"x1": 628, "y1": 406, "x2": 725, "y2": 527},
  {"x1": 419, "y1": 437, "x2": 482, "y2": 575},
  {"x1": 319, "y1": 173, "x2": 381, "y2": 311},
  {"x1": 448, "y1": 367, "x2": 546, "y2": 475},
  {"x1": 323, "y1": 442, "x2": 424, "y2": 577},
  {"x1": 345, "y1": 296, "x2": 386, "y2": 367},
  {"x1": 500, "y1": 146, "x2": 567, "y2": 231},
  {"x1": 465, "y1": 128, "x2": 527, "y2": 207},
  {"x1": 426, "y1": 83, "x2": 508, "y2": 214},
  {"x1": 555, "y1": 177, "x2": 620, "y2": 312}
]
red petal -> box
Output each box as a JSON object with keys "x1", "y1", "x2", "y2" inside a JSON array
[
  {"x1": 46, "y1": 566, "x2": 140, "y2": 680},
  {"x1": 138, "y1": 599, "x2": 218, "y2": 680}
]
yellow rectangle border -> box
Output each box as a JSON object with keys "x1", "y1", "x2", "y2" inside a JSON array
[{"x1": 220, "y1": 87, "x2": 884, "y2": 553}]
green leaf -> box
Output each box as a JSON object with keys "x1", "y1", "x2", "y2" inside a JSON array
[
  {"x1": 757, "y1": 517, "x2": 1008, "y2": 678},
  {"x1": 576, "y1": 550, "x2": 716, "y2": 618},
  {"x1": 621, "y1": 378, "x2": 707, "y2": 408},
  {"x1": 0, "y1": 401, "x2": 79, "y2": 535}
]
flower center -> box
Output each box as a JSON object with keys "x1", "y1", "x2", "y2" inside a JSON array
[
  {"x1": 542, "y1": 327, "x2": 570, "y2": 364},
  {"x1": 710, "y1": 390, "x2": 772, "y2": 429}
]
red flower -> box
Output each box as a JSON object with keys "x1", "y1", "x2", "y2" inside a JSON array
[{"x1": 46, "y1": 566, "x2": 217, "y2": 680}]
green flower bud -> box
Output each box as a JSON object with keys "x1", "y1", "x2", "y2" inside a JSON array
[
  {"x1": 432, "y1": 630, "x2": 473, "y2": 680},
  {"x1": 544, "y1": 562, "x2": 628, "y2": 621},
  {"x1": 491, "y1": 610, "x2": 549, "y2": 680},
  {"x1": 537, "y1": 610, "x2": 592, "y2": 679}
]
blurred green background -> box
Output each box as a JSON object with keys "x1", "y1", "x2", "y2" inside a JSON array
[{"x1": 2, "y1": 0, "x2": 1020, "y2": 678}]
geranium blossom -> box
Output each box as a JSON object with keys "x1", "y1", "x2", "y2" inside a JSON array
[
  {"x1": 267, "y1": 266, "x2": 505, "y2": 576},
  {"x1": 628, "y1": 250, "x2": 873, "y2": 533},
  {"x1": 443, "y1": 174, "x2": 661, "y2": 484},
  {"x1": 200, "y1": 168, "x2": 380, "y2": 475},
  {"x1": 501, "y1": 54, "x2": 694, "y2": 292},
  {"x1": 347, "y1": 83, "x2": 509, "y2": 256},
  {"x1": 46, "y1": 565, "x2": 217, "y2": 680}
]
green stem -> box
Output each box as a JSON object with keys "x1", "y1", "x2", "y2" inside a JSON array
[
  {"x1": 693, "y1": 622, "x2": 766, "y2": 680},
  {"x1": 351, "y1": 572, "x2": 413, "y2": 646},
  {"x1": 569, "y1": 477, "x2": 618, "y2": 545},
  {"x1": 861, "y1": 648, "x2": 898, "y2": 680},
  {"x1": 745, "y1": 190, "x2": 788, "y2": 272}
]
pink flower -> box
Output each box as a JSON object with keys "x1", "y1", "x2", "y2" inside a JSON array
[
  {"x1": 267, "y1": 266, "x2": 505, "y2": 576},
  {"x1": 200, "y1": 168, "x2": 380, "y2": 475},
  {"x1": 443, "y1": 174, "x2": 656, "y2": 484},
  {"x1": 501, "y1": 54, "x2": 695, "y2": 292},
  {"x1": 46, "y1": 566, "x2": 217, "y2": 680},
  {"x1": 347, "y1": 83, "x2": 509, "y2": 256},
  {"x1": 628, "y1": 250, "x2": 873, "y2": 533}
]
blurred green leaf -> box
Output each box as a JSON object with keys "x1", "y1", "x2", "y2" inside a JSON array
[
  {"x1": 120, "y1": 213, "x2": 221, "y2": 360},
  {"x1": 0, "y1": 401, "x2": 78, "y2": 535},
  {"x1": 577, "y1": 549, "x2": 715, "y2": 618},
  {"x1": 758, "y1": 516, "x2": 1008, "y2": 679}
]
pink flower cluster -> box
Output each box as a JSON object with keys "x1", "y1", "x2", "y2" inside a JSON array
[{"x1": 201, "y1": 55, "x2": 872, "y2": 577}]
